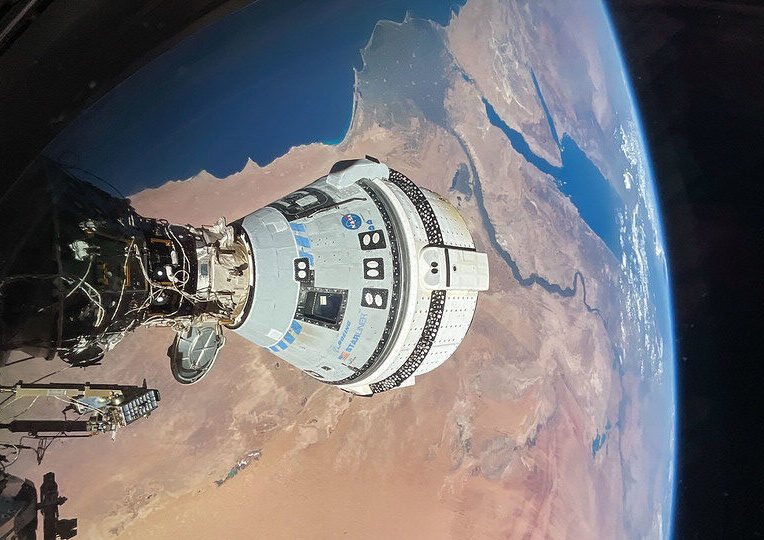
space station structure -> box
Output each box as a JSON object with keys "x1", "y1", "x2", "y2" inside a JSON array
[{"x1": 1, "y1": 157, "x2": 488, "y2": 395}]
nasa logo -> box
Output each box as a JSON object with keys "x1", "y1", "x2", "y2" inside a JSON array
[{"x1": 341, "y1": 213, "x2": 362, "y2": 230}]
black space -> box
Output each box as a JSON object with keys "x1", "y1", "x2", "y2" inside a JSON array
[
  {"x1": 1, "y1": 0, "x2": 762, "y2": 537},
  {"x1": 0, "y1": 0, "x2": 252, "y2": 184},
  {"x1": 607, "y1": 1, "x2": 764, "y2": 537}
]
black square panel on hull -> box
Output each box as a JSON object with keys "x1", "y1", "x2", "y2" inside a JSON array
[
  {"x1": 363, "y1": 258, "x2": 384, "y2": 280},
  {"x1": 361, "y1": 288, "x2": 388, "y2": 309},
  {"x1": 358, "y1": 230, "x2": 386, "y2": 250}
]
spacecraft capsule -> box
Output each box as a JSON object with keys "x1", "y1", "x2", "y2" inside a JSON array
[{"x1": 227, "y1": 158, "x2": 489, "y2": 395}]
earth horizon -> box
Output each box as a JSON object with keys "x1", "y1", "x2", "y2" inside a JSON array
[{"x1": 2, "y1": 1, "x2": 675, "y2": 538}]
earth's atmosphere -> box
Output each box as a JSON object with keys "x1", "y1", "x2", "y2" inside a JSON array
[{"x1": 2, "y1": 0, "x2": 675, "y2": 538}]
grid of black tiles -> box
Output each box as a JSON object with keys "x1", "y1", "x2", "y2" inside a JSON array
[
  {"x1": 369, "y1": 290, "x2": 446, "y2": 393},
  {"x1": 387, "y1": 169, "x2": 444, "y2": 245}
]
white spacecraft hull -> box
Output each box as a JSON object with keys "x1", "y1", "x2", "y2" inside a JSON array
[{"x1": 230, "y1": 159, "x2": 488, "y2": 394}]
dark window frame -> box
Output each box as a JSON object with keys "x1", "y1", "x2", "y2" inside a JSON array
[{"x1": 294, "y1": 285, "x2": 348, "y2": 331}]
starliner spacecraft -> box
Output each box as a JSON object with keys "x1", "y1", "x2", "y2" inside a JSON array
[{"x1": 1, "y1": 157, "x2": 488, "y2": 396}]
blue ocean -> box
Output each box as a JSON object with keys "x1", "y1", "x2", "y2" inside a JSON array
[{"x1": 44, "y1": 0, "x2": 464, "y2": 196}]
